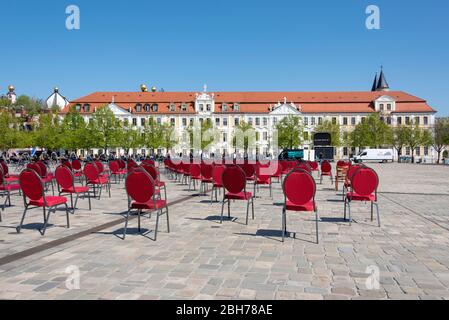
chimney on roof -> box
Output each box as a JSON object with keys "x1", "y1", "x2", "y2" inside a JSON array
[{"x1": 376, "y1": 66, "x2": 390, "y2": 91}]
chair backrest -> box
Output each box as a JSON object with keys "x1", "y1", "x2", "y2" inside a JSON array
[
  {"x1": 346, "y1": 164, "x2": 363, "y2": 182},
  {"x1": 109, "y1": 161, "x2": 120, "y2": 174},
  {"x1": 27, "y1": 162, "x2": 42, "y2": 176},
  {"x1": 94, "y1": 160, "x2": 104, "y2": 174},
  {"x1": 118, "y1": 159, "x2": 126, "y2": 169},
  {"x1": 321, "y1": 160, "x2": 332, "y2": 173},
  {"x1": 310, "y1": 161, "x2": 319, "y2": 170},
  {"x1": 240, "y1": 163, "x2": 255, "y2": 179},
  {"x1": 212, "y1": 165, "x2": 225, "y2": 185},
  {"x1": 125, "y1": 168, "x2": 155, "y2": 203},
  {"x1": 351, "y1": 167, "x2": 379, "y2": 197},
  {"x1": 296, "y1": 162, "x2": 312, "y2": 173},
  {"x1": 84, "y1": 162, "x2": 99, "y2": 182},
  {"x1": 141, "y1": 163, "x2": 158, "y2": 181},
  {"x1": 190, "y1": 164, "x2": 201, "y2": 178},
  {"x1": 127, "y1": 159, "x2": 138, "y2": 170},
  {"x1": 283, "y1": 168, "x2": 316, "y2": 206},
  {"x1": 62, "y1": 160, "x2": 73, "y2": 170},
  {"x1": 72, "y1": 159, "x2": 82, "y2": 171},
  {"x1": 201, "y1": 163, "x2": 213, "y2": 180},
  {"x1": 19, "y1": 168, "x2": 45, "y2": 202},
  {"x1": 55, "y1": 165, "x2": 75, "y2": 190},
  {"x1": 143, "y1": 159, "x2": 155, "y2": 166},
  {"x1": 0, "y1": 166, "x2": 5, "y2": 187},
  {"x1": 222, "y1": 165, "x2": 247, "y2": 194},
  {"x1": 36, "y1": 161, "x2": 48, "y2": 178},
  {"x1": 182, "y1": 162, "x2": 191, "y2": 174},
  {"x1": 255, "y1": 164, "x2": 271, "y2": 181}
]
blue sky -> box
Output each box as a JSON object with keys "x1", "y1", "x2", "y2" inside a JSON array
[{"x1": 1, "y1": 0, "x2": 449, "y2": 115}]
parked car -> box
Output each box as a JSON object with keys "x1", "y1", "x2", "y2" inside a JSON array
[{"x1": 353, "y1": 149, "x2": 394, "y2": 163}]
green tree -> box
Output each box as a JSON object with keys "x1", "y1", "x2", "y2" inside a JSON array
[
  {"x1": 15, "y1": 95, "x2": 45, "y2": 116},
  {"x1": 433, "y1": 118, "x2": 449, "y2": 164},
  {"x1": 90, "y1": 106, "x2": 121, "y2": 153},
  {"x1": 60, "y1": 109, "x2": 88, "y2": 153},
  {"x1": 188, "y1": 119, "x2": 217, "y2": 154},
  {"x1": 161, "y1": 123, "x2": 177, "y2": 155},
  {"x1": 143, "y1": 119, "x2": 165, "y2": 155},
  {"x1": 404, "y1": 122, "x2": 432, "y2": 163},
  {"x1": 33, "y1": 112, "x2": 63, "y2": 151},
  {"x1": 275, "y1": 116, "x2": 303, "y2": 150},
  {"x1": 232, "y1": 120, "x2": 255, "y2": 154},
  {"x1": 351, "y1": 113, "x2": 391, "y2": 148},
  {"x1": 118, "y1": 121, "x2": 143, "y2": 155},
  {"x1": 391, "y1": 125, "x2": 408, "y2": 162},
  {"x1": 314, "y1": 120, "x2": 341, "y2": 147}
]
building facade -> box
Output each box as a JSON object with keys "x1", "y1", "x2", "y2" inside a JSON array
[{"x1": 61, "y1": 71, "x2": 437, "y2": 160}]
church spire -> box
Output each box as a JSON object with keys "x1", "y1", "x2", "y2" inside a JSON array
[
  {"x1": 376, "y1": 66, "x2": 390, "y2": 91},
  {"x1": 371, "y1": 73, "x2": 378, "y2": 91}
]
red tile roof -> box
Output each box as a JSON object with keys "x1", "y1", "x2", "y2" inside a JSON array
[{"x1": 62, "y1": 91, "x2": 436, "y2": 115}]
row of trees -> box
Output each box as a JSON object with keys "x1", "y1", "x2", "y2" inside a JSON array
[{"x1": 275, "y1": 114, "x2": 449, "y2": 163}]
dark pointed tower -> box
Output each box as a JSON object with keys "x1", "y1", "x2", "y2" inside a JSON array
[
  {"x1": 371, "y1": 73, "x2": 378, "y2": 91},
  {"x1": 376, "y1": 67, "x2": 390, "y2": 91}
]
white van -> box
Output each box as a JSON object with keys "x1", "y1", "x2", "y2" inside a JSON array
[{"x1": 353, "y1": 149, "x2": 394, "y2": 163}]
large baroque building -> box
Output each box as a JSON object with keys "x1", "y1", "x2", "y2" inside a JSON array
[{"x1": 61, "y1": 70, "x2": 437, "y2": 160}]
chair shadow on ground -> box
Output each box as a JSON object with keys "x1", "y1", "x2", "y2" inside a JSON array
[
  {"x1": 185, "y1": 215, "x2": 239, "y2": 225},
  {"x1": 95, "y1": 227, "x2": 156, "y2": 241},
  {"x1": 5, "y1": 222, "x2": 55, "y2": 234},
  {"x1": 234, "y1": 229, "x2": 317, "y2": 244}
]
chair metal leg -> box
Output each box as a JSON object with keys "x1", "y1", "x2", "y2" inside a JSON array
[
  {"x1": 282, "y1": 208, "x2": 286, "y2": 242},
  {"x1": 87, "y1": 191, "x2": 92, "y2": 210},
  {"x1": 251, "y1": 198, "x2": 255, "y2": 220},
  {"x1": 16, "y1": 205, "x2": 29, "y2": 233},
  {"x1": 348, "y1": 202, "x2": 352, "y2": 226},
  {"x1": 137, "y1": 209, "x2": 141, "y2": 232},
  {"x1": 210, "y1": 187, "x2": 214, "y2": 205},
  {"x1": 315, "y1": 208, "x2": 319, "y2": 244},
  {"x1": 40, "y1": 206, "x2": 54, "y2": 236},
  {"x1": 220, "y1": 198, "x2": 226, "y2": 224},
  {"x1": 166, "y1": 207, "x2": 170, "y2": 233},
  {"x1": 154, "y1": 209, "x2": 160, "y2": 241},
  {"x1": 122, "y1": 209, "x2": 131, "y2": 240},
  {"x1": 245, "y1": 199, "x2": 250, "y2": 225},
  {"x1": 65, "y1": 203, "x2": 70, "y2": 228},
  {"x1": 371, "y1": 202, "x2": 374, "y2": 221},
  {"x1": 344, "y1": 198, "x2": 347, "y2": 220}
]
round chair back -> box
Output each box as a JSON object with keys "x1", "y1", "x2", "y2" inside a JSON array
[
  {"x1": 62, "y1": 160, "x2": 73, "y2": 170},
  {"x1": 201, "y1": 163, "x2": 213, "y2": 180},
  {"x1": 240, "y1": 163, "x2": 255, "y2": 179},
  {"x1": 321, "y1": 160, "x2": 332, "y2": 173},
  {"x1": 55, "y1": 165, "x2": 74, "y2": 190},
  {"x1": 310, "y1": 161, "x2": 319, "y2": 171},
  {"x1": 27, "y1": 162, "x2": 42, "y2": 177},
  {"x1": 222, "y1": 165, "x2": 246, "y2": 194},
  {"x1": 109, "y1": 161, "x2": 120, "y2": 174},
  {"x1": 283, "y1": 168, "x2": 316, "y2": 206},
  {"x1": 19, "y1": 169, "x2": 44, "y2": 201},
  {"x1": 296, "y1": 162, "x2": 312, "y2": 173},
  {"x1": 141, "y1": 163, "x2": 158, "y2": 182},
  {"x1": 125, "y1": 168, "x2": 155, "y2": 203},
  {"x1": 36, "y1": 161, "x2": 48, "y2": 178},
  {"x1": 72, "y1": 159, "x2": 82, "y2": 171},
  {"x1": 84, "y1": 162, "x2": 99, "y2": 182},
  {"x1": 1, "y1": 162, "x2": 9, "y2": 176},
  {"x1": 94, "y1": 160, "x2": 104, "y2": 174},
  {"x1": 351, "y1": 167, "x2": 379, "y2": 197},
  {"x1": 212, "y1": 166, "x2": 225, "y2": 185},
  {"x1": 190, "y1": 164, "x2": 201, "y2": 178}
]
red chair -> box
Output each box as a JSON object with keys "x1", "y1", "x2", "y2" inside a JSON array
[
  {"x1": 141, "y1": 163, "x2": 166, "y2": 200},
  {"x1": 210, "y1": 165, "x2": 225, "y2": 204},
  {"x1": 55, "y1": 165, "x2": 91, "y2": 213},
  {"x1": 320, "y1": 160, "x2": 333, "y2": 184},
  {"x1": 240, "y1": 163, "x2": 256, "y2": 182},
  {"x1": 72, "y1": 159, "x2": 83, "y2": 173},
  {"x1": 27, "y1": 162, "x2": 55, "y2": 195},
  {"x1": 189, "y1": 164, "x2": 202, "y2": 191},
  {"x1": 109, "y1": 160, "x2": 127, "y2": 183},
  {"x1": 309, "y1": 161, "x2": 320, "y2": 177},
  {"x1": 221, "y1": 165, "x2": 254, "y2": 225},
  {"x1": 0, "y1": 161, "x2": 19, "y2": 183},
  {"x1": 344, "y1": 166, "x2": 380, "y2": 227},
  {"x1": 16, "y1": 169, "x2": 69, "y2": 235},
  {"x1": 254, "y1": 164, "x2": 272, "y2": 197},
  {"x1": 270, "y1": 161, "x2": 282, "y2": 182},
  {"x1": 342, "y1": 164, "x2": 363, "y2": 201},
  {"x1": 123, "y1": 168, "x2": 170, "y2": 240},
  {"x1": 282, "y1": 168, "x2": 319, "y2": 243},
  {"x1": 142, "y1": 159, "x2": 155, "y2": 167},
  {"x1": 127, "y1": 158, "x2": 138, "y2": 172},
  {"x1": 84, "y1": 162, "x2": 111, "y2": 199},
  {"x1": 200, "y1": 163, "x2": 214, "y2": 194},
  {"x1": 36, "y1": 161, "x2": 54, "y2": 180},
  {"x1": 0, "y1": 166, "x2": 21, "y2": 220},
  {"x1": 181, "y1": 162, "x2": 191, "y2": 185}
]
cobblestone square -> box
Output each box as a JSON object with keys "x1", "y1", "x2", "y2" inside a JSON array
[{"x1": 1, "y1": 163, "x2": 449, "y2": 300}]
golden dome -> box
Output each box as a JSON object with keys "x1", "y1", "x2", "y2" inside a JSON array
[
  {"x1": 151, "y1": 86, "x2": 157, "y2": 92},
  {"x1": 8, "y1": 85, "x2": 15, "y2": 92},
  {"x1": 140, "y1": 84, "x2": 148, "y2": 92}
]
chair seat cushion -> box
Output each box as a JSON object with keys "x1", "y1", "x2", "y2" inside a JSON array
[
  {"x1": 321, "y1": 172, "x2": 332, "y2": 176},
  {"x1": 346, "y1": 192, "x2": 376, "y2": 202},
  {"x1": 225, "y1": 191, "x2": 253, "y2": 200},
  {"x1": 61, "y1": 186, "x2": 89, "y2": 194},
  {"x1": 213, "y1": 183, "x2": 223, "y2": 188},
  {"x1": 255, "y1": 178, "x2": 271, "y2": 185},
  {"x1": 29, "y1": 196, "x2": 67, "y2": 207},
  {"x1": 285, "y1": 200, "x2": 316, "y2": 212},
  {"x1": 5, "y1": 176, "x2": 19, "y2": 183},
  {"x1": 88, "y1": 177, "x2": 109, "y2": 184},
  {"x1": 42, "y1": 177, "x2": 54, "y2": 183},
  {"x1": 156, "y1": 181, "x2": 165, "y2": 187},
  {"x1": 131, "y1": 199, "x2": 167, "y2": 210},
  {"x1": 74, "y1": 172, "x2": 83, "y2": 177},
  {"x1": 202, "y1": 178, "x2": 213, "y2": 183},
  {"x1": 0, "y1": 184, "x2": 20, "y2": 191}
]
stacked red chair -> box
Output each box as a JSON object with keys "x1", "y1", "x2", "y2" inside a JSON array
[
  {"x1": 210, "y1": 165, "x2": 225, "y2": 204},
  {"x1": 0, "y1": 166, "x2": 21, "y2": 220},
  {"x1": 84, "y1": 162, "x2": 111, "y2": 199},
  {"x1": 189, "y1": 164, "x2": 202, "y2": 191},
  {"x1": 200, "y1": 162, "x2": 214, "y2": 194},
  {"x1": 123, "y1": 168, "x2": 170, "y2": 241},
  {"x1": 281, "y1": 168, "x2": 319, "y2": 243},
  {"x1": 344, "y1": 166, "x2": 380, "y2": 227},
  {"x1": 27, "y1": 162, "x2": 55, "y2": 195},
  {"x1": 141, "y1": 163, "x2": 167, "y2": 200},
  {"x1": 55, "y1": 165, "x2": 91, "y2": 214},
  {"x1": 220, "y1": 165, "x2": 254, "y2": 225},
  {"x1": 16, "y1": 168, "x2": 70, "y2": 236}
]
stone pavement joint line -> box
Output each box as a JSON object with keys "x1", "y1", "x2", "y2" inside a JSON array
[{"x1": 0, "y1": 192, "x2": 204, "y2": 267}]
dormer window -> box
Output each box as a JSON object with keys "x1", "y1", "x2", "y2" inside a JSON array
[
  {"x1": 83, "y1": 104, "x2": 90, "y2": 112},
  {"x1": 233, "y1": 103, "x2": 240, "y2": 111},
  {"x1": 169, "y1": 103, "x2": 176, "y2": 112},
  {"x1": 144, "y1": 104, "x2": 151, "y2": 112},
  {"x1": 181, "y1": 103, "x2": 187, "y2": 111},
  {"x1": 152, "y1": 104, "x2": 158, "y2": 112},
  {"x1": 136, "y1": 104, "x2": 142, "y2": 112},
  {"x1": 222, "y1": 103, "x2": 228, "y2": 112}
]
